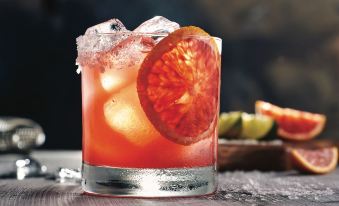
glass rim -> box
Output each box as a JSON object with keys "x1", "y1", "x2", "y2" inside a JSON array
[{"x1": 91, "y1": 31, "x2": 222, "y2": 41}]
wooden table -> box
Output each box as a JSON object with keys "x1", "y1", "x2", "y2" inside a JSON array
[{"x1": 0, "y1": 151, "x2": 338, "y2": 206}]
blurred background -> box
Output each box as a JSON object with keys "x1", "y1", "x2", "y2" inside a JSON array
[{"x1": 1, "y1": 0, "x2": 339, "y2": 149}]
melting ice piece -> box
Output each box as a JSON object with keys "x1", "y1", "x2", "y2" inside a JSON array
[
  {"x1": 103, "y1": 83, "x2": 159, "y2": 146},
  {"x1": 56, "y1": 168, "x2": 81, "y2": 184},
  {"x1": 134, "y1": 16, "x2": 180, "y2": 34},
  {"x1": 77, "y1": 18, "x2": 157, "y2": 72},
  {"x1": 85, "y1": 19, "x2": 127, "y2": 34},
  {"x1": 77, "y1": 19, "x2": 130, "y2": 54},
  {"x1": 97, "y1": 35, "x2": 155, "y2": 91},
  {"x1": 100, "y1": 63, "x2": 138, "y2": 92}
]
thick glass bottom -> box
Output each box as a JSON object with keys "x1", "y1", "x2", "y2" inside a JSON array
[{"x1": 82, "y1": 163, "x2": 217, "y2": 197}]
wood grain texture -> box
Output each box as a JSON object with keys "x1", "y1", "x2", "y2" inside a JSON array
[
  {"x1": 218, "y1": 139, "x2": 338, "y2": 171},
  {"x1": 0, "y1": 151, "x2": 338, "y2": 205},
  {"x1": 218, "y1": 141, "x2": 289, "y2": 171}
]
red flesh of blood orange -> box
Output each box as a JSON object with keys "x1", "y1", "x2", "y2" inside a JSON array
[
  {"x1": 137, "y1": 26, "x2": 220, "y2": 145},
  {"x1": 290, "y1": 147, "x2": 338, "y2": 174},
  {"x1": 256, "y1": 101, "x2": 326, "y2": 141}
]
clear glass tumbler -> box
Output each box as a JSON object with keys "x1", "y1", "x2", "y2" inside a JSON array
[{"x1": 77, "y1": 30, "x2": 221, "y2": 197}]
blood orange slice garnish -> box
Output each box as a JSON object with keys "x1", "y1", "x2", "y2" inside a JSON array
[
  {"x1": 255, "y1": 101, "x2": 326, "y2": 141},
  {"x1": 290, "y1": 147, "x2": 338, "y2": 174},
  {"x1": 137, "y1": 26, "x2": 220, "y2": 145}
]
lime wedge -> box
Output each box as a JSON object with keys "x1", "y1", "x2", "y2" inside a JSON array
[
  {"x1": 240, "y1": 113, "x2": 274, "y2": 139},
  {"x1": 218, "y1": 112, "x2": 242, "y2": 136}
]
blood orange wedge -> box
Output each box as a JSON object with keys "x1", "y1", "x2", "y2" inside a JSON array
[
  {"x1": 290, "y1": 147, "x2": 338, "y2": 174},
  {"x1": 255, "y1": 101, "x2": 326, "y2": 141},
  {"x1": 137, "y1": 26, "x2": 220, "y2": 145}
]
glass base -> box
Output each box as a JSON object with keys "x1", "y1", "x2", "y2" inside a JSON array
[{"x1": 82, "y1": 163, "x2": 217, "y2": 197}]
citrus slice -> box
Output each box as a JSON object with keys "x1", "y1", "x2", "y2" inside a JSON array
[
  {"x1": 240, "y1": 113, "x2": 274, "y2": 140},
  {"x1": 137, "y1": 26, "x2": 221, "y2": 145},
  {"x1": 218, "y1": 112, "x2": 242, "y2": 137},
  {"x1": 290, "y1": 147, "x2": 338, "y2": 174},
  {"x1": 255, "y1": 101, "x2": 326, "y2": 141}
]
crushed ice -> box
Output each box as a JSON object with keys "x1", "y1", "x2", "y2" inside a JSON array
[
  {"x1": 85, "y1": 19, "x2": 126, "y2": 35},
  {"x1": 77, "y1": 18, "x2": 131, "y2": 54},
  {"x1": 76, "y1": 16, "x2": 179, "y2": 72},
  {"x1": 134, "y1": 16, "x2": 179, "y2": 34}
]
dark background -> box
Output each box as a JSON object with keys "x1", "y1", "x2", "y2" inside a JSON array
[{"x1": 1, "y1": 0, "x2": 339, "y2": 149}]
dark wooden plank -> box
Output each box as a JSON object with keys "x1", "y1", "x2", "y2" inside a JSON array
[
  {"x1": 1, "y1": 170, "x2": 339, "y2": 206},
  {"x1": 0, "y1": 178, "x2": 239, "y2": 206},
  {"x1": 0, "y1": 151, "x2": 338, "y2": 205},
  {"x1": 218, "y1": 140, "x2": 289, "y2": 171},
  {"x1": 218, "y1": 139, "x2": 338, "y2": 171}
]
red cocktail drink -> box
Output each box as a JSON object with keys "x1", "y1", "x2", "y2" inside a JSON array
[{"x1": 77, "y1": 16, "x2": 221, "y2": 197}]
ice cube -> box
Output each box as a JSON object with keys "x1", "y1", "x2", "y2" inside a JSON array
[
  {"x1": 99, "y1": 63, "x2": 138, "y2": 92},
  {"x1": 134, "y1": 16, "x2": 180, "y2": 34},
  {"x1": 85, "y1": 19, "x2": 127, "y2": 35},
  {"x1": 76, "y1": 18, "x2": 130, "y2": 55},
  {"x1": 102, "y1": 36, "x2": 155, "y2": 70},
  {"x1": 77, "y1": 17, "x2": 173, "y2": 73},
  {"x1": 78, "y1": 36, "x2": 155, "y2": 78},
  {"x1": 78, "y1": 28, "x2": 155, "y2": 73},
  {"x1": 103, "y1": 83, "x2": 160, "y2": 146},
  {"x1": 100, "y1": 72, "x2": 124, "y2": 91}
]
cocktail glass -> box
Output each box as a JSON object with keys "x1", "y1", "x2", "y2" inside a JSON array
[{"x1": 76, "y1": 17, "x2": 222, "y2": 197}]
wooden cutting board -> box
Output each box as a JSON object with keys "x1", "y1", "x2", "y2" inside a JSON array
[{"x1": 217, "y1": 139, "x2": 338, "y2": 171}]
